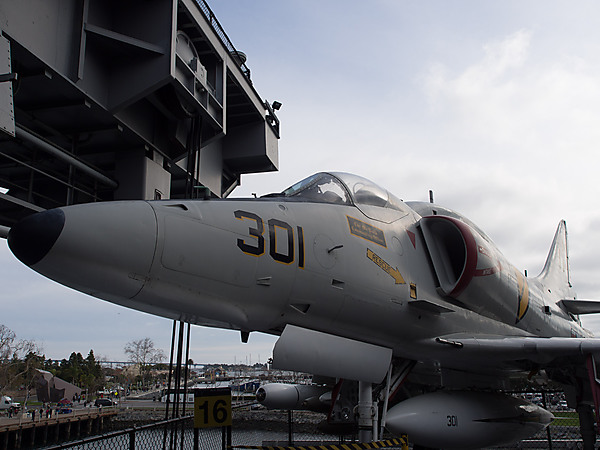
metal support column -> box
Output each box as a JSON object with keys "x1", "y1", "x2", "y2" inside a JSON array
[
  {"x1": 577, "y1": 403, "x2": 596, "y2": 450},
  {"x1": 358, "y1": 381, "x2": 373, "y2": 443}
]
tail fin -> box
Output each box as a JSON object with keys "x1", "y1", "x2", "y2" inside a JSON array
[{"x1": 536, "y1": 220, "x2": 572, "y2": 298}]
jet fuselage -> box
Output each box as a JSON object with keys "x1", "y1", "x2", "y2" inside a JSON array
[{"x1": 7, "y1": 172, "x2": 585, "y2": 373}]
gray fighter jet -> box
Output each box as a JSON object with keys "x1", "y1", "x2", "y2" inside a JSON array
[{"x1": 7, "y1": 172, "x2": 600, "y2": 449}]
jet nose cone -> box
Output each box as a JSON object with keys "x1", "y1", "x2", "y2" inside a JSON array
[
  {"x1": 8, "y1": 209, "x2": 65, "y2": 266},
  {"x1": 8, "y1": 201, "x2": 158, "y2": 302}
]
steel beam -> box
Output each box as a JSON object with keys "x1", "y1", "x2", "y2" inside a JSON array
[{"x1": 15, "y1": 126, "x2": 118, "y2": 189}]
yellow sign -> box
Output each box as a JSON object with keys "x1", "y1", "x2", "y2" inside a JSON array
[
  {"x1": 194, "y1": 387, "x2": 232, "y2": 428},
  {"x1": 347, "y1": 216, "x2": 387, "y2": 247},
  {"x1": 367, "y1": 249, "x2": 405, "y2": 284}
]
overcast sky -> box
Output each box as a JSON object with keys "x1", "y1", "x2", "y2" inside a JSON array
[{"x1": 3, "y1": 0, "x2": 600, "y2": 364}]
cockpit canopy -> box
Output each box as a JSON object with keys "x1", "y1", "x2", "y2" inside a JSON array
[
  {"x1": 280, "y1": 172, "x2": 409, "y2": 223},
  {"x1": 282, "y1": 173, "x2": 351, "y2": 205}
]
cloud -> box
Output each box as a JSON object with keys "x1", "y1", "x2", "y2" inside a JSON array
[
  {"x1": 422, "y1": 28, "x2": 600, "y2": 166},
  {"x1": 399, "y1": 29, "x2": 600, "y2": 287},
  {"x1": 426, "y1": 29, "x2": 532, "y2": 104}
]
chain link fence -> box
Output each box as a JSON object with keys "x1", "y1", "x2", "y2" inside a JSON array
[
  {"x1": 41, "y1": 417, "x2": 197, "y2": 450},
  {"x1": 33, "y1": 411, "x2": 395, "y2": 449},
  {"x1": 14, "y1": 390, "x2": 594, "y2": 449},
  {"x1": 35, "y1": 416, "x2": 346, "y2": 450}
]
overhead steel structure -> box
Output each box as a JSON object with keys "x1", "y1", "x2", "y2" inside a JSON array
[{"x1": 0, "y1": 0, "x2": 280, "y2": 228}]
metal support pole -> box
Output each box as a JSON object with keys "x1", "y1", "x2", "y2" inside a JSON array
[
  {"x1": 287, "y1": 410, "x2": 293, "y2": 445},
  {"x1": 577, "y1": 403, "x2": 596, "y2": 450},
  {"x1": 182, "y1": 323, "x2": 191, "y2": 416},
  {"x1": 163, "y1": 321, "x2": 177, "y2": 450},
  {"x1": 358, "y1": 381, "x2": 373, "y2": 443},
  {"x1": 129, "y1": 427, "x2": 136, "y2": 450},
  {"x1": 185, "y1": 116, "x2": 202, "y2": 199},
  {"x1": 165, "y1": 321, "x2": 177, "y2": 421},
  {"x1": 170, "y1": 321, "x2": 185, "y2": 449},
  {"x1": 379, "y1": 364, "x2": 393, "y2": 439},
  {"x1": 173, "y1": 321, "x2": 185, "y2": 418},
  {"x1": 180, "y1": 323, "x2": 191, "y2": 450},
  {"x1": 222, "y1": 425, "x2": 234, "y2": 450},
  {"x1": 372, "y1": 400, "x2": 379, "y2": 441},
  {"x1": 541, "y1": 390, "x2": 552, "y2": 450}
]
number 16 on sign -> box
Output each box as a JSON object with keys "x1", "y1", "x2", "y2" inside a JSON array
[{"x1": 194, "y1": 387, "x2": 232, "y2": 428}]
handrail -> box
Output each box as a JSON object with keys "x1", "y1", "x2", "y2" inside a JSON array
[
  {"x1": 192, "y1": 0, "x2": 282, "y2": 139},
  {"x1": 194, "y1": 0, "x2": 251, "y2": 80}
]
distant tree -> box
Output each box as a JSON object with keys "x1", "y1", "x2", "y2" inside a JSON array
[
  {"x1": 0, "y1": 324, "x2": 42, "y2": 393},
  {"x1": 0, "y1": 325, "x2": 16, "y2": 363},
  {"x1": 85, "y1": 350, "x2": 103, "y2": 378},
  {"x1": 52, "y1": 350, "x2": 104, "y2": 393},
  {"x1": 83, "y1": 350, "x2": 104, "y2": 393},
  {"x1": 18, "y1": 352, "x2": 45, "y2": 397},
  {"x1": 124, "y1": 338, "x2": 165, "y2": 387},
  {"x1": 56, "y1": 352, "x2": 84, "y2": 385}
]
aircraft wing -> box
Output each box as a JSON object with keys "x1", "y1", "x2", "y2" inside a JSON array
[
  {"x1": 559, "y1": 299, "x2": 600, "y2": 315},
  {"x1": 429, "y1": 335, "x2": 600, "y2": 366}
]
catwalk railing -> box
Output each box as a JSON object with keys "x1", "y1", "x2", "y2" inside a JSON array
[{"x1": 193, "y1": 0, "x2": 252, "y2": 80}]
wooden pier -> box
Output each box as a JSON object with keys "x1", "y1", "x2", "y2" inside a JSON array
[{"x1": 0, "y1": 408, "x2": 117, "y2": 449}]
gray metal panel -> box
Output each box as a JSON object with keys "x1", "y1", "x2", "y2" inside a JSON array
[
  {"x1": 82, "y1": 0, "x2": 176, "y2": 111},
  {"x1": 273, "y1": 324, "x2": 392, "y2": 384},
  {"x1": 198, "y1": 139, "x2": 223, "y2": 196},
  {"x1": 0, "y1": 36, "x2": 14, "y2": 137},
  {"x1": 223, "y1": 121, "x2": 279, "y2": 173},
  {"x1": 0, "y1": 0, "x2": 279, "y2": 227},
  {"x1": 0, "y1": 0, "x2": 82, "y2": 79}
]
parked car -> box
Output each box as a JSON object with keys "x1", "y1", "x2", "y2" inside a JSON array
[
  {"x1": 556, "y1": 400, "x2": 570, "y2": 411},
  {"x1": 94, "y1": 398, "x2": 115, "y2": 407},
  {"x1": 0, "y1": 396, "x2": 20, "y2": 412},
  {"x1": 57, "y1": 398, "x2": 73, "y2": 414}
]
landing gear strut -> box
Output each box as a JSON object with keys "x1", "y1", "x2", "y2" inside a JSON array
[
  {"x1": 358, "y1": 381, "x2": 375, "y2": 442},
  {"x1": 577, "y1": 404, "x2": 596, "y2": 450}
]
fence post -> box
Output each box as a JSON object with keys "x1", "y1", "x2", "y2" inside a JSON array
[
  {"x1": 194, "y1": 427, "x2": 199, "y2": 450},
  {"x1": 288, "y1": 410, "x2": 293, "y2": 446},
  {"x1": 541, "y1": 390, "x2": 553, "y2": 450},
  {"x1": 129, "y1": 426, "x2": 136, "y2": 450},
  {"x1": 221, "y1": 425, "x2": 232, "y2": 450}
]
